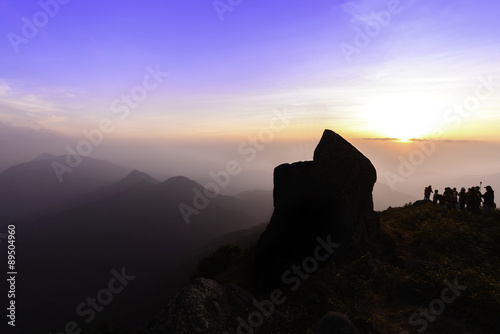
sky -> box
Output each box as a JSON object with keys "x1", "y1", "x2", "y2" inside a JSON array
[{"x1": 0, "y1": 0, "x2": 499, "y2": 196}]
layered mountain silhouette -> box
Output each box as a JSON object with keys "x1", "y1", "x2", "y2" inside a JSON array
[
  {"x1": 4, "y1": 147, "x2": 494, "y2": 333},
  {"x1": 3, "y1": 159, "x2": 270, "y2": 333},
  {"x1": 0, "y1": 154, "x2": 131, "y2": 222},
  {"x1": 143, "y1": 130, "x2": 500, "y2": 334},
  {"x1": 73, "y1": 169, "x2": 160, "y2": 206},
  {"x1": 31, "y1": 152, "x2": 59, "y2": 161}
]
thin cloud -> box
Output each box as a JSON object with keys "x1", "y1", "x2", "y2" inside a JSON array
[
  {"x1": 362, "y1": 137, "x2": 400, "y2": 141},
  {"x1": 0, "y1": 86, "x2": 11, "y2": 96},
  {"x1": 340, "y1": 0, "x2": 389, "y2": 24}
]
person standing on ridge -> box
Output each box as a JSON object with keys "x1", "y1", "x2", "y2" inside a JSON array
[
  {"x1": 471, "y1": 186, "x2": 482, "y2": 214},
  {"x1": 433, "y1": 189, "x2": 439, "y2": 205},
  {"x1": 452, "y1": 187, "x2": 458, "y2": 209},
  {"x1": 424, "y1": 185, "x2": 432, "y2": 200},
  {"x1": 459, "y1": 187, "x2": 467, "y2": 211},
  {"x1": 444, "y1": 187, "x2": 455, "y2": 210},
  {"x1": 466, "y1": 188, "x2": 472, "y2": 212},
  {"x1": 482, "y1": 186, "x2": 495, "y2": 213}
]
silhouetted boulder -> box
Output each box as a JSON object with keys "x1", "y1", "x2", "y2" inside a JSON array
[
  {"x1": 145, "y1": 278, "x2": 262, "y2": 333},
  {"x1": 412, "y1": 199, "x2": 432, "y2": 207},
  {"x1": 256, "y1": 129, "x2": 379, "y2": 289},
  {"x1": 316, "y1": 312, "x2": 359, "y2": 334}
]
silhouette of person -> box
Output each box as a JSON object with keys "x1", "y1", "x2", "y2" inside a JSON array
[
  {"x1": 424, "y1": 185, "x2": 432, "y2": 200},
  {"x1": 444, "y1": 187, "x2": 454, "y2": 210},
  {"x1": 471, "y1": 186, "x2": 482, "y2": 214},
  {"x1": 466, "y1": 188, "x2": 472, "y2": 212},
  {"x1": 433, "y1": 189, "x2": 439, "y2": 205},
  {"x1": 482, "y1": 186, "x2": 495, "y2": 213},
  {"x1": 459, "y1": 187, "x2": 467, "y2": 211},
  {"x1": 453, "y1": 187, "x2": 458, "y2": 209}
]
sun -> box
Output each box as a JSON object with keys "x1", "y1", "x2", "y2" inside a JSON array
[{"x1": 362, "y1": 92, "x2": 445, "y2": 141}]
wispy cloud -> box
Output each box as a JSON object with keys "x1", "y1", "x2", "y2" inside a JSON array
[
  {"x1": 3, "y1": 95, "x2": 57, "y2": 113},
  {"x1": 362, "y1": 137, "x2": 400, "y2": 141},
  {"x1": 0, "y1": 82, "x2": 12, "y2": 96},
  {"x1": 340, "y1": 0, "x2": 388, "y2": 24},
  {"x1": 0, "y1": 80, "x2": 88, "y2": 130}
]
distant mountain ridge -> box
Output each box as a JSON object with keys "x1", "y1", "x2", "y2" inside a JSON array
[
  {"x1": 125, "y1": 169, "x2": 160, "y2": 184},
  {"x1": 0, "y1": 153, "x2": 131, "y2": 223},
  {"x1": 31, "y1": 152, "x2": 58, "y2": 161},
  {"x1": 373, "y1": 182, "x2": 418, "y2": 210},
  {"x1": 74, "y1": 169, "x2": 160, "y2": 205},
  {"x1": 0, "y1": 151, "x2": 454, "y2": 333},
  {"x1": 6, "y1": 162, "x2": 269, "y2": 333}
]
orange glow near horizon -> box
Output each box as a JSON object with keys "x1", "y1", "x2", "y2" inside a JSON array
[
  {"x1": 360, "y1": 93, "x2": 448, "y2": 141},
  {"x1": 38, "y1": 107, "x2": 500, "y2": 144}
]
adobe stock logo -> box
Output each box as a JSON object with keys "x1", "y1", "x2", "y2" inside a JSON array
[
  {"x1": 339, "y1": 0, "x2": 404, "y2": 64},
  {"x1": 178, "y1": 108, "x2": 292, "y2": 225},
  {"x1": 384, "y1": 74, "x2": 499, "y2": 190},
  {"x1": 236, "y1": 235, "x2": 340, "y2": 334},
  {"x1": 7, "y1": 0, "x2": 71, "y2": 54},
  {"x1": 51, "y1": 65, "x2": 168, "y2": 183},
  {"x1": 400, "y1": 277, "x2": 467, "y2": 334},
  {"x1": 213, "y1": 0, "x2": 243, "y2": 21}
]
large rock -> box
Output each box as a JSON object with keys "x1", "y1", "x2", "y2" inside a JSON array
[
  {"x1": 255, "y1": 129, "x2": 379, "y2": 289},
  {"x1": 144, "y1": 278, "x2": 280, "y2": 334}
]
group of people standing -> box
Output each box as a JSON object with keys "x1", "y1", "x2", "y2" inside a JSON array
[{"x1": 424, "y1": 185, "x2": 496, "y2": 214}]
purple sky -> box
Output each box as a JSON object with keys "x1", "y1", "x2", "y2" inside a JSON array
[
  {"x1": 1, "y1": 0, "x2": 499, "y2": 139},
  {"x1": 0, "y1": 0, "x2": 499, "y2": 196}
]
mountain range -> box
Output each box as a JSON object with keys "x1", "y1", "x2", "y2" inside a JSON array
[
  {"x1": 0, "y1": 153, "x2": 131, "y2": 223},
  {"x1": 0, "y1": 153, "x2": 493, "y2": 333},
  {"x1": 0, "y1": 154, "x2": 272, "y2": 333}
]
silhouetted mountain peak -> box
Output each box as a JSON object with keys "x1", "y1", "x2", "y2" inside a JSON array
[
  {"x1": 162, "y1": 176, "x2": 200, "y2": 188},
  {"x1": 31, "y1": 153, "x2": 58, "y2": 161},
  {"x1": 122, "y1": 169, "x2": 159, "y2": 185}
]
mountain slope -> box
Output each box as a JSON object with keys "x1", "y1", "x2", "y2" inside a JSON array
[
  {"x1": 73, "y1": 169, "x2": 160, "y2": 205},
  {"x1": 7, "y1": 175, "x2": 264, "y2": 334},
  {"x1": 373, "y1": 182, "x2": 419, "y2": 210},
  {"x1": 187, "y1": 203, "x2": 500, "y2": 334}
]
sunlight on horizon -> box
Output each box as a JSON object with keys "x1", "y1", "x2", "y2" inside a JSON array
[{"x1": 361, "y1": 92, "x2": 448, "y2": 141}]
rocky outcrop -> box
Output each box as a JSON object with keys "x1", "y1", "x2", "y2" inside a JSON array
[
  {"x1": 144, "y1": 278, "x2": 283, "y2": 334},
  {"x1": 412, "y1": 199, "x2": 433, "y2": 207},
  {"x1": 145, "y1": 130, "x2": 379, "y2": 333},
  {"x1": 255, "y1": 129, "x2": 379, "y2": 289}
]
